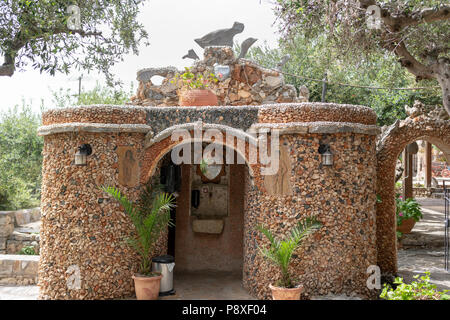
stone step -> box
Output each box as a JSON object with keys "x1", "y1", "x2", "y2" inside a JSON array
[
  {"x1": 0, "y1": 254, "x2": 39, "y2": 285},
  {"x1": 0, "y1": 208, "x2": 40, "y2": 227}
]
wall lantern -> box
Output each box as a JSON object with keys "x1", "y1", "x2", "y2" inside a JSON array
[
  {"x1": 75, "y1": 144, "x2": 92, "y2": 166},
  {"x1": 318, "y1": 144, "x2": 333, "y2": 167}
]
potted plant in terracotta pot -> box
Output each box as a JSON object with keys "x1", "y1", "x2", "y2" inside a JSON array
[
  {"x1": 257, "y1": 217, "x2": 322, "y2": 300},
  {"x1": 102, "y1": 184, "x2": 175, "y2": 300},
  {"x1": 396, "y1": 194, "x2": 422, "y2": 234},
  {"x1": 172, "y1": 67, "x2": 218, "y2": 106}
]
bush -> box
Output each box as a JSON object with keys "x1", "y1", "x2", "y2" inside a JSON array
[
  {"x1": 0, "y1": 104, "x2": 43, "y2": 210},
  {"x1": 18, "y1": 245, "x2": 37, "y2": 255},
  {"x1": 380, "y1": 272, "x2": 450, "y2": 300}
]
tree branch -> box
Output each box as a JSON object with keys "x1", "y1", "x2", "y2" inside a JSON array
[
  {"x1": 0, "y1": 27, "x2": 102, "y2": 77},
  {"x1": 393, "y1": 41, "x2": 434, "y2": 81},
  {"x1": 360, "y1": 1, "x2": 450, "y2": 32}
]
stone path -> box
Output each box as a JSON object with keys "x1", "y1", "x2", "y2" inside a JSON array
[
  {"x1": 397, "y1": 197, "x2": 449, "y2": 292},
  {"x1": 0, "y1": 285, "x2": 38, "y2": 300}
]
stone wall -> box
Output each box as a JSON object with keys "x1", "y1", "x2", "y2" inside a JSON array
[
  {"x1": 243, "y1": 132, "x2": 378, "y2": 299},
  {"x1": 130, "y1": 47, "x2": 309, "y2": 107},
  {"x1": 0, "y1": 208, "x2": 40, "y2": 254},
  {"x1": 0, "y1": 254, "x2": 39, "y2": 285},
  {"x1": 376, "y1": 116, "x2": 450, "y2": 275},
  {"x1": 0, "y1": 213, "x2": 14, "y2": 254},
  {"x1": 38, "y1": 103, "x2": 381, "y2": 300}
]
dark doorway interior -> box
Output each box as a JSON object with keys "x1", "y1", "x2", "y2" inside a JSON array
[{"x1": 160, "y1": 163, "x2": 182, "y2": 258}]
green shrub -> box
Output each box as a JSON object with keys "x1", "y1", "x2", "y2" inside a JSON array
[
  {"x1": 101, "y1": 184, "x2": 175, "y2": 276},
  {"x1": 18, "y1": 246, "x2": 36, "y2": 255},
  {"x1": 380, "y1": 272, "x2": 450, "y2": 300},
  {"x1": 0, "y1": 104, "x2": 43, "y2": 210},
  {"x1": 257, "y1": 217, "x2": 322, "y2": 288}
]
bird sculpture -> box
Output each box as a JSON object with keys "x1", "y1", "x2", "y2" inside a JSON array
[
  {"x1": 194, "y1": 21, "x2": 245, "y2": 48},
  {"x1": 276, "y1": 54, "x2": 291, "y2": 70},
  {"x1": 182, "y1": 49, "x2": 200, "y2": 60},
  {"x1": 238, "y1": 37, "x2": 258, "y2": 59}
]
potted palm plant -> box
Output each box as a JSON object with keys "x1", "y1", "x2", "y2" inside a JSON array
[
  {"x1": 257, "y1": 217, "x2": 322, "y2": 300},
  {"x1": 396, "y1": 194, "x2": 423, "y2": 234},
  {"x1": 172, "y1": 67, "x2": 218, "y2": 106},
  {"x1": 102, "y1": 184, "x2": 175, "y2": 300}
]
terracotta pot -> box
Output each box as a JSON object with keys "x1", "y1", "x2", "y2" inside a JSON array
[
  {"x1": 180, "y1": 89, "x2": 218, "y2": 106},
  {"x1": 397, "y1": 218, "x2": 416, "y2": 234},
  {"x1": 132, "y1": 273, "x2": 163, "y2": 300},
  {"x1": 269, "y1": 284, "x2": 303, "y2": 300}
]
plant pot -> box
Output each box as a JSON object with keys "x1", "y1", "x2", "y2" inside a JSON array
[
  {"x1": 397, "y1": 218, "x2": 416, "y2": 234},
  {"x1": 179, "y1": 89, "x2": 218, "y2": 106},
  {"x1": 269, "y1": 284, "x2": 303, "y2": 300},
  {"x1": 132, "y1": 273, "x2": 163, "y2": 300}
]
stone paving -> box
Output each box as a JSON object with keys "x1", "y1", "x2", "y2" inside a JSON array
[
  {"x1": 397, "y1": 197, "x2": 449, "y2": 292},
  {"x1": 0, "y1": 285, "x2": 38, "y2": 300},
  {"x1": 160, "y1": 271, "x2": 255, "y2": 300}
]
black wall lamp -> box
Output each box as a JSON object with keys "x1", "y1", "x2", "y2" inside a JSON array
[{"x1": 75, "y1": 144, "x2": 92, "y2": 166}]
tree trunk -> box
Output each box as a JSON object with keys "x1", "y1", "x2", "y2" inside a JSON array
[
  {"x1": 0, "y1": 54, "x2": 15, "y2": 77},
  {"x1": 434, "y1": 59, "x2": 450, "y2": 116}
]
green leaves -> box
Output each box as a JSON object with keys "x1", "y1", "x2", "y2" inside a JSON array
[
  {"x1": 0, "y1": 104, "x2": 43, "y2": 210},
  {"x1": 257, "y1": 217, "x2": 322, "y2": 288},
  {"x1": 172, "y1": 67, "x2": 219, "y2": 90},
  {"x1": 101, "y1": 184, "x2": 176, "y2": 275},
  {"x1": 0, "y1": 1, "x2": 149, "y2": 85},
  {"x1": 380, "y1": 271, "x2": 450, "y2": 300},
  {"x1": 395, "y1": 195, "x2": 423, "y2": 225}
]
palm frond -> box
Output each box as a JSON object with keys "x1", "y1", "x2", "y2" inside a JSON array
[
  {"x1": 257, "y1": 217, "x2": 322, "y2": 287},
  {"x1": 101, "y1": 184, "x2": 176, "y2": 275}
]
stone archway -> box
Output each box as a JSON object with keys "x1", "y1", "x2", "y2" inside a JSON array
[
  {"x1": 139, "y1": 123, "x2": 263, "y2": 296},
  {"x1": 140, "y1": 121, "x2": 264, "y2": 189},
  {"x1": 376, "y1": 117, "x2": 450, "y2": 275}
]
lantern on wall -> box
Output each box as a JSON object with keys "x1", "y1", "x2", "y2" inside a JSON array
[
  {"x1": 322, "y1": 149, "x2": 333, "y2": 166},
  {"x1": 75, "y1": 144, "x2": 92, "y2": 166},
  {"x1": 318, "y1": 144, "x2": 333, "y2": 167}
]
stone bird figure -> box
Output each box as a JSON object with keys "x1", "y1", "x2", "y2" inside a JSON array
[
  {"x1": 238, "y1": 37, "x2": 258, "y2": 59},
  {"x1": 182, "y1": 49, "x2": 200, "y2": 60},
  {"x1": 194, "y1": 21, "x2": 245, "y2": 48},
  {"x1": 276, "y1": 54, "x2": 291, "y2": 71}
]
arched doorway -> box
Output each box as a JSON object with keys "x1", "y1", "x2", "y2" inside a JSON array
[
  {"x1": 394, "y1": 138, "x2": 450, "y2": 291},
  {"x1": 140, "y1": 124, "x2": 258, "y2": 299},
  {"x1": 376, "y1": 118, "x2": 450, "y2": 275}
]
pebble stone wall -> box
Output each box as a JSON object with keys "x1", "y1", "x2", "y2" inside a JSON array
[
  {"x1": 38, "y1": 102, "x2": 382, "y2": 300},
  {"x1": 243, "y1": 132, "x2": 378, "y2": 299},
  {"x1": 376, "y1": 116, "x2": 450, "y2": 275}
]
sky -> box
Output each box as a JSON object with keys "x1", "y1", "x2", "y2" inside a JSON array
[{"x1": 0, "y1": 0, "x2": 280, "y2": 113}]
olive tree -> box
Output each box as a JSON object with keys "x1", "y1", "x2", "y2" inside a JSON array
[
  {"x1": 0, "y1": 0, "x2": 149, "y2": 84},
  {"x1": 273, "y1": 0, "x2": 450, "y2": 115}
]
